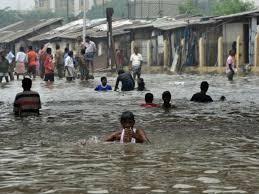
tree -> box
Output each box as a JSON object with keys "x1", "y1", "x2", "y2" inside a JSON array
[
  {"x1": 178, "y1": 0, "x2": 255, "y2": 17},
  {"x1": 212, "y1": 0, "x2": 255, "y2": 15},
  {"x1": 178, "y1": 0, "x2": 202, "y2": 15},
  {"x1": 86, "y1": 0, "x2": 128, "y2": 19}
]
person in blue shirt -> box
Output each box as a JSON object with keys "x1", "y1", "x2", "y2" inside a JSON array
[{"x1": 95, "y1": 76, "x2": 112, "y2": 91}]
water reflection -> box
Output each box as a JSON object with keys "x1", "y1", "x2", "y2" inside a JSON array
[{"x1": 0, "y1": 74, "x2": 259, "y2": 193}]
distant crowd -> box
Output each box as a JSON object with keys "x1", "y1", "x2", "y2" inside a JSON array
[{"x1": 1, "y1": 36, "x2": 231, "y2": 144}]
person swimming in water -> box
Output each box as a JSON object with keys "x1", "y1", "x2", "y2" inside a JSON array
[
  {"x1": 95, "y1": 76, "x2": 112, "y2": 91},
  {"x1": 162, "y1": 91, "x2": 176, "y2": 109},
  {"x1": 141, "y1": 93, "x2": 159, "y2": 108},
  {"x1": 190, "y1": 81, "x2": 213, "y2": 103},
  {"x1": 137, "y1": 78, "x2": 146, "y2": 91},
  {"x1": 105, "y1": 111, "x2": 150, "y2": 143}
]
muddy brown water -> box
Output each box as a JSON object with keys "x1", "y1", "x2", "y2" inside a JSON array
[{"x1": 0, "y1": 74, "x2": 259, "y2": 194}]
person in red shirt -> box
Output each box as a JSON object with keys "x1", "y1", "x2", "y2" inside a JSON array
[
  {"x1": 141, "y1": 93, "x2": 160, "y2": 108},
  {"x1": 44, "y1": 48, "x2": 55, "y2": 82},
  {"x1": 27, "y1": 46, "x2": 38, "y2": 79}
]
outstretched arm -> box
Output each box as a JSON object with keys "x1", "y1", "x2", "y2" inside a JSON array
[{"x1": 105, "y1": 131, "x2": 121, "y2": 142}]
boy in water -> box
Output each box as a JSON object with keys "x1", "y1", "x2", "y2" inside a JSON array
[
  {"x1": 141, "y1": 93, "x2": 159, "y2": 108},
  {"x1": 105, "y1": 111, "x2": 149, "y2": 143},
  {"x1": 190, "y1": 81, "x2": 213, "y2": 103},
  {"x1": 95, "y1": 76, "x2": 112, "y2": 91},
  {"x1": 162, "y1": 91, "x2": 175, "y2": 109},
  {"x1": 137, "y1": 78, "x2": 146, "y2": 91}
]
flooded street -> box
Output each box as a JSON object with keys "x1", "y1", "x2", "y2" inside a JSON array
[{"x1": 0, "y1": 73, "x2": 259, "y2": 194}]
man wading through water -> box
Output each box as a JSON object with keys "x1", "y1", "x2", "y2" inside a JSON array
[{"x1": 82, "y1": 36, "x2": 96, "y2": 77}]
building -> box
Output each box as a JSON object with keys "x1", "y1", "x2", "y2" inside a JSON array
[
  {"x1": 35, "y1": 0, "x2": 109, "y2": 16},
  {"x1": 0, "y1": 18, "x2": 63, "y2": 53},
  {"x1": 0, "y1": 0, "x2": 35, "y2": 10}
]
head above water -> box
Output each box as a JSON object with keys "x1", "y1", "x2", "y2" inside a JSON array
[
  {"x1": 138, "y1": 78, "x2": 145, "y2": 91},
  {"x1": 22, "y1": 78, "x2": 32, "y2": 91},
  {"x1": 145, "y1": 93, "x2": 154, "y2": 103},
  {"x1": 200, "y1": 81, "x2": 209, "y2": 93},
  {"x1": 220, "y1": 96, "x2": 226, "y2": 101},
  {"x1": 118, "y1": 69, "x2": 125, "y2": 75},
  {"x1": 162, "y1": 91, "x2": 171, "y2": 104},
  {"x1": 101, "y1": 76, "x2": 107, "y2": 86},
  {"x1": 120, "y1": 111, "x2": 135, "y2": 129}
]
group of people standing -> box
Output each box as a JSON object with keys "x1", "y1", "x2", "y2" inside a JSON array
[{"x1": 0, "y1": 36, "x2": 97, "y2": 83}]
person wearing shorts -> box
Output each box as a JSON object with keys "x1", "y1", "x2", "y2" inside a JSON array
[{"x1": 130, "y1": 47, "x2": 143, "y2": 81}]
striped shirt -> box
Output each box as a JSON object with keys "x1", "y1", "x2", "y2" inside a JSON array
[{"x1": 13, "y1": 91, "x2": 41, "y2": 115}]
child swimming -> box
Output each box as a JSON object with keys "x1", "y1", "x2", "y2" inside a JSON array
[{"x1": 105, "y1": 111, "x2": 150, "y2": 143}]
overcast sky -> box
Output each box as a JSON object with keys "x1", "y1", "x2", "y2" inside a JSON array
[{"x1": 0, "y1": 0, "x2": 35, "y2": 10}]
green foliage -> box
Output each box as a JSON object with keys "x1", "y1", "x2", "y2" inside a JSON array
[
  {"x1": 178, "y1": 0, "x2": 202, "y2": 15},
  {"x1": 178, "y1": 0, "x2": 255, "y2": 16},
  {"x1": 86, "y1": 0, "x2": 128, "y2": 19},
  {"x1": 212, "y1": 0, "x2": 255, "y2": 15}
]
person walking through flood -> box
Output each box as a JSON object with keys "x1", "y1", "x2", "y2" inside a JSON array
[
  {"x1": 44, "y1": 48, "x2": 55, "y2": 82},
  {"x1": 226, "y1": 50, "x2": 237, "y2": 81},
  {"x1": 38, "y1": 44, "x2": 47, "y2": 79},
  {"x1": 130, "y1": 46, "x2": 143, "y2": 81},
  {"x1": 83, "y1": 36, "x2": 96, "y2": 76},
  {"x1": 5, "y1": 49, "x2": 15, "y2": 81},
  {"x1": 114, "y1": 69, "x2": 135, "y2": 91},
  {"x1": 105, "y1": 111, "x2": 149, "y2": 143},
  {"x1": 13, "y1": 78, "x2": 41, "y2": 116},
  {"x1": 0, "y1": 49, "x2": 9, "y2": 83},
  {"x1": 191, "y1": 81, "x2": 213, "y2": 103},
  {"x1": 141, "y1": 93, "x2": 159, "y2": 108},
  {"x1": 65, "y1": 51, "x2": 76, "y2": 81},
  {"x1": 27, "y1": 46, "x2": 38, "y2": 79},
  {"x1": 76, "y1": 48, "x2": 89, "y2": 80},
  {"x1": 15, "y1": 47, "x2": 27, "y2": 80},
  {"x1": 55, "y1": 44, "x2": 64, "y2": 79}
]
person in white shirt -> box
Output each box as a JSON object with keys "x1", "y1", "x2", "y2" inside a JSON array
[
  {"x1": 15, "y1": 47, "x2": 27, "y2": 80},
  {"x1": 6, "y1": 50, "x2": 15, "y2": 81},
  {"x1": 130, "y1": 47, "x2": 143, "y2": 81},
  {"x1": 83, "y1": 36, "x2": 96, "y2": 76},
  {"x1": 65, "y1": 51, "x2": 75, "y2": 81}
]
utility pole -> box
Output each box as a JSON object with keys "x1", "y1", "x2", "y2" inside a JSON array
[
  {"x1": 83, "y1": 0, "x2": 86, "y2": 43},
  {"x1": 106, "y1": 7, "x2": 114, "y2": 69},
  {"x1": 67, "y1": 0, "x2": 69, "y2": 20}
]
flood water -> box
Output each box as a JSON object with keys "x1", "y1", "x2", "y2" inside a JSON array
[{"x1": 0, "y1": 73, "x2": 259, "y2": 194}]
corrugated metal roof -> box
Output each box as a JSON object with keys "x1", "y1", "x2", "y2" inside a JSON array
[
  {"x1": 29, "y1": 18, "x2": 150, "y2": 41},
  {"x1": 0, "y1": 18, "x2": 63, "y2": 43},
  {"x1": 215, "y1": 9, "x2": 259, "y2": 20}
]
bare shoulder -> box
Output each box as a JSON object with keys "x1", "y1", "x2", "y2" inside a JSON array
[{"x1": 135, "y1": 128, "x2": 149, "y2": 143}]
